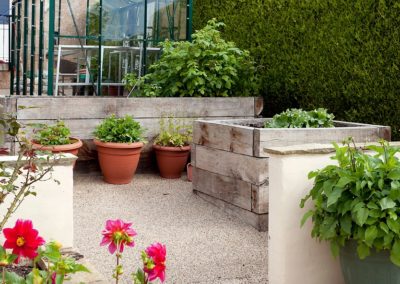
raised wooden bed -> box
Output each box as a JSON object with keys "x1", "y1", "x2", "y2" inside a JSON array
[
  {"x1": 192, "y1": 118, "x2": 391, "y2": 231},
  {"x1": 0, "y1": 97, "x2": 263, "y2": 171}
]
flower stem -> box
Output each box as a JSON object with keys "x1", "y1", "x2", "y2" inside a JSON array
[
  {"x1": 2, "y1": 267, "x2": 5, "y2": 284},
  {"x1": 115, "y1": 253, "x2": 120, "y2": 284}
]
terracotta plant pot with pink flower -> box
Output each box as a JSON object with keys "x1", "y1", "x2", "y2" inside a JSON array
[
  {"x1": 93, "y1": 115, "x2": 145, "y2": 185},
  {"x1": 31, "y1": 121, "x2": 82, "y2": 166},
  {"x1": 153, "y1": 117, "x2": 192, "y2": 179}
]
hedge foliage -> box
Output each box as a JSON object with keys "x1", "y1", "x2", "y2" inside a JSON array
[{"x1": 194, "y1": 0, "x2": 400, "y2": 138}]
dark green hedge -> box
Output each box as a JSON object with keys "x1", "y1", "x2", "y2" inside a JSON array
[{"x1": 194, "y1": 0, "x2": 400, "y2": 139}]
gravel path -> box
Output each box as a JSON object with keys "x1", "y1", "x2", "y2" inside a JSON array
[{"x1": 74, "y1": 174, "x2": 268, "y2": 283}]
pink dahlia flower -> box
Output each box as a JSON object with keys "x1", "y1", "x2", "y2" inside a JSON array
[
  {"x1": 100, "y1": 219, "x2": 136, "y2": 254},
  {"x1": 144, "y1": 243, "x2": 166, "y2": 283},
  {"x1": 3, "y1": 219, "x2": 45, "y2": 263}
]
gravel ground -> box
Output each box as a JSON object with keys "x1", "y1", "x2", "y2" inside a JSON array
[{"x1": 74, "y1": 174, "x2": 268, "y2": 284}]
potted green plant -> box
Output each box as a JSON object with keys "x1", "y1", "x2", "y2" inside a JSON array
[
  {"x1": 93, "y1": 115, "x2": 145, "y2": 184},
  {"x1": 300, "y1": 140, "x2": 400, "y2": 283},
  {"x1": 153, "y1": 117, "x2": 192, "y2": 179},
  {"x1": 32, "y1": 121, "x2": 82, "y2": 160}
]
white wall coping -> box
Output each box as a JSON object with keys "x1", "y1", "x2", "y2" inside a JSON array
[
  {"x1": 264, "y1": 141, "x2": 400, "y2": 156},
  {"x1": 0, "y1": 153, "x2": 77, "y2": 165}
]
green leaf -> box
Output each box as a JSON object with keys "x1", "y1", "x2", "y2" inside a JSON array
[
  {"x1": 133, "y1": 268, "x2": 146, "y2": 284},
  {"x1": 387, "y1": 219, "x2": 400, "y2": 234},
  {"x1": 336, "y1": 176, "x2": 353, "y2": 188},
  {"x1": 55, "y1": 274, "x2": 64, "y2": 284},
  {"x1": 391, "y1": 240, "x2": 400, "y2": 267},
  {"x1": 308, "y1": 171, "x2": 318, "y2": 179},
  {"x1": 388, "y1": 169, "x2": 400, "y2": 180},
  {"x1": 330, "y1": 241, "x2": 340, "y2": 258},
  {"x1": 327, "y1": 187, "x2": 343, "y2": 207},
  {"x1": 389, "y1": 189, "x2": 400, "y2": 201},
  {"x1": 320, "y1": 217, "x2": 338, "y2": 239},
  {"x1": 365, "y1": 226, "x2": 378, "y2": 246},
  {"x1": 29, "y1": 268, "x2": 44, "y2": 283},
  {"x1": 353, "y1": 205, "x2": 369, "y2": 226},
  {"x1": 322, "y1": 179, "x2": 335, "y2": 196},
  {"x1": 367, "y1": 202, "x2": 379, "y2": 210},
  {"x1": 4, "y1": 271, "x2": 25, "y2": 284},
  {"x1": 357, "y1": 242, "x2": 371, "y2": 259},
  {"x1": 72, "y1": 264, "x2": 90, "y2": 273},
  {"x1": 379, "y1": 197, "x2": 396, "y2": 210},
  {"x1": 384, "y1": 233, "x2": 394, "y2": 248},
  {"x1": 380, "y1": 222, "x2": 389, "y2": 234},
  {"x1": 339, "y1": 200, "x2": 352, "y2": 215},
  {"x1": 389, "y1": 211, "x2": 398, "y2": 220},
  {"x1": 0, "y1": 246, "x2": 5, "y2": 258},
  {"x1": 391, "y1": 181, "x2": 400, "y2": 190},
  {"x1": 300, "y1": 210, "x2": 314, "y2": 227},
  {"x1": 340, "y1": 215, "x2": 352, "y2": 235}
]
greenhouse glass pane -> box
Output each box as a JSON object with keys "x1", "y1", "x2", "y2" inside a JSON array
[
  {"x1": 88, "y1": 0, "x2": 187, "y2": 42},
  {"x1": 147, "y1": 0, "x2": 187, "y2": 43},
  {"x1": 102, "y1": 0, "x2": 144, "y2": 40}
]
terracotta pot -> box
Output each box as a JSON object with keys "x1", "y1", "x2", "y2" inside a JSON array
[
  {"x1": 31, "y1": 138, "x2": 83, "y2": 166},
  {"x1": 94, "y1": 139, "x2": 144, "y2": 184},
  {"x1": 187, "y1": 163, "x2": 193, "y2": 182},
  {"x1": 153, "y1": 144, "x2": 191, "y2": 179}
]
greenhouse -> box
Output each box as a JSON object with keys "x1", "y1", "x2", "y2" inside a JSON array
[{"x1": 8, "y1": 0, "x2": 192, "y2": 96}]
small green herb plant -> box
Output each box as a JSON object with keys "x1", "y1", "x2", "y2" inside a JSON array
[
  {"x1": 300, "y1": 139, "x2": 400, "y2": 266},
  {"x1": 265, "y1": 108, "x2": 335, "y2": 128},
  {"x1": 34, "y1": 121, "x2": 72, "y2": 145},
  {"x1": 94, "y1": 115, "x2": 145, "y2": 143},
  {"x1": 154, "y1": 117, "x2": 192, "y2": 147},
  {"x1": 126, "y1": 19, "x2": 260, "y2": 97}
]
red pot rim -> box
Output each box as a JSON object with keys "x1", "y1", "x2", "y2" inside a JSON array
[
  {"x1": 31, "y1": 137, "x2": 83, "y2": 151},
  {"x1": 94, "y1": 139, "x2": 144, "y2": 149},
  {"x1": 153, "y1": 144, "x2": 191, "y2": 152}
]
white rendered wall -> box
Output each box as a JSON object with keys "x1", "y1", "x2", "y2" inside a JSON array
[
  {"x1": 0, "y1": 154, "x2": 76, "y2": 248},
  {"x1": 0, "y1": 24, "x2": 9, "y2": 63},
  {"x1": 268, "y1": 152, "x2": 345, "y2": 284}
]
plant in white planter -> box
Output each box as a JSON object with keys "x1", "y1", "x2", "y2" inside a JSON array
[{"x1": 300, "y1": 139, "x2": 400, "y2": 283}]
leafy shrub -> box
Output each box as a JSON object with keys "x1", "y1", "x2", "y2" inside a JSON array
[
  {"x1": 300, "y1": 140, "x2": 400, "y2": 266},
  {"x1": 154, "y1": 117, "x2": 192, "y2": 147},
  {"x1": 34, "y1": 121, "x2": 72, "y2": 145},
  {"x1": 265, "y1": 108, "x2": 334, "y2": 128},
  {"x1": 128, "y1": 19, "x2": 260, "y2": 97},
  {"x1": 94, "y1": 115, "x2": 145, "y2": 143},
  {"x1": 194, "y1": 0, "x2": 400, "y2": 138}
]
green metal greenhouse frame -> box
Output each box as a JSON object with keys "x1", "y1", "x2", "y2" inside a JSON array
[{"x1": 9, "y1": 0, "x2": 193, "y2": 96}]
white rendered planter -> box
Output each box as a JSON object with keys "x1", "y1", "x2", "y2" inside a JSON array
[{"x1": 0, "y1": 154, "x2": 77, "y2": 247}]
